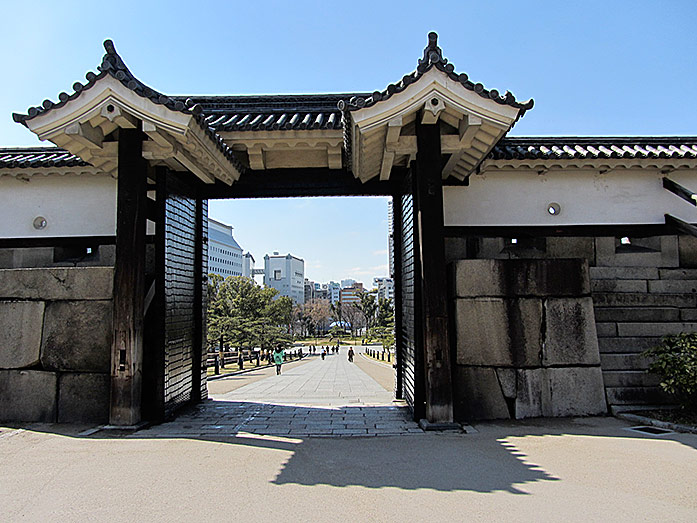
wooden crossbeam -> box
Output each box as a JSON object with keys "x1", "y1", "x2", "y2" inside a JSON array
[
  {"x1": 665, "y1": 213, "x2": 697, "y2": 238},
  {"x1": 442, "y1": 115, "x2": 482, "y2": 180},
  {"x1": 663, "y1": 177, "x2": 697, "y2": 206}
]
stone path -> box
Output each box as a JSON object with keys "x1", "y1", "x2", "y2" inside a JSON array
[{"x1": 134, "y1": 348, "x2": 422, "y2": 438}]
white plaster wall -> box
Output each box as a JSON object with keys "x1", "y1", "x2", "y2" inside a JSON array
[
  {"x1": 444, "y1": 168, "x2": 697, "y2": 227},
  {"x1": 0, "y1": 174, "x2": 116, "y2": 238}
]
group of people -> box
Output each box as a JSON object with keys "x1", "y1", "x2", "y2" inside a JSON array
[{"x1": 274, "y1": 343, "x2": 357, "y2": 376}]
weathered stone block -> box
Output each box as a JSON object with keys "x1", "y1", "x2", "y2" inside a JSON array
[
  {"x1": 648, "y1": 279, "x2": 697, "y2": 294},
  {"x1": 544, "y1": 297, "x2": 600, "y2": 365},
  {"x1": 508, "y1": 298, "x2": 543, "y2": 367},
  {"x1": 617, "y1": 322, "x2": 697, "y2": 337},
  {"x1": 658, "y1": 268, "x2": 697, "y2": 280},
  {"x1": 546, "y1": 237, "x2": 595, "y2": 261},
  {"x1": 453, "y1": 367, "x2": 510, "y2": 420},
  {"x1": 58, "y1": 373, "x2": 109, "y2": 423},
  {"x1": 546, "y1": 367, "x2": 607, "y2": 416},
  {"x1": 595, "y1": 322, "x2": 617, "y2": 337},
  {"x1": 678, "y1": 235, "x2": 697, "y2": 268},
  {"x1": 41, "y1": 300, "x2": 112, "y2": 372},
  {"x1": 496, "y1": 368, "x2": 517, "y2": 399},
  {"x1": 589, "y1": 266, "x2": 658, "y2": 280},
  {"x1": 600, "y1": 353, "x2": 651, "y2": 371},
  {"x1": 0, "y1": 301, "x2": 44, "y2": 369},
  {"x1": 0, "y1": 267, "x2": 113, "y2": 300},
  {"x1": 450, "y1": 260, "x2": 504, "y2": 297},
  {"x1": 601, "y1": 370, "x2": 661, "y2": 388},
  {"x1": 0, "y1": 370, "x2": 57, "y2": 422},
  {"x1": 680, "y1": 308, "x2": 697, "y2": 321},
  {"x1": 592, "y1": 292, "x2": 697, "y2": 308},
  {"x1": 605, "y1": 386, "x2": 672, "y2": 405},
  {"x1": 454, "y1": 299, "x2": 512, "y2": 366},
  {"x1": 506, "y1": 259, "x2": 590, "y2": 297},
  {"x1": 591, "y1": 279, "x2": 647, "y2": 293},
  {"x1": 598, "y1": 337, "x2": 661, "y2": 354},
  {"x1": 594, "y1": 307, "x2": 680, "y2": 322},
  {"x1": 515, "y1": 368, "x2": 547, "y2": 418},
  {"x1": 444, "y1": 238, "x2": 469, "y2": 264}
]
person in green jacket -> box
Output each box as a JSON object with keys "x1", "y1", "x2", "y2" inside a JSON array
[{"x1": 273, "y1": 347, "x2": 285, "y2": 375}]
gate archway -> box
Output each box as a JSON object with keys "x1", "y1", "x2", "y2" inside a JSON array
[{"x1": 12, "y1": 33, "x2": 533, "y2": 426}]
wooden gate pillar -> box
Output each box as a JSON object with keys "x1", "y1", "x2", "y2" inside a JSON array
[
  {"x1": 110, "y1": 128, "x2": 147, "y2": 426},
  {"x1": 414, "y1": 118, "x2": 455, "y2": 425}
]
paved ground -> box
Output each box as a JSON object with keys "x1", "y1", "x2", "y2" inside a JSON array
[
  {"x1": 135, "y1": 346, "x2": 416, "y2": 438},
  {"x1": 2, "y1": 417, "x2": 696, "y2": 521},
  {"x1": 2, "y1": 346, "x2": 697, "y2": 521}
]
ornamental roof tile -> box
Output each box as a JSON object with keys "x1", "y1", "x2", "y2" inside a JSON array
[
  {"x1": 337, "y1": 32, "x2": 534, "y2": 114},
  {"x1": 180, "y1": 94, "x2": 359, "y2": 132},
  {"x1": 12, "y1": 40, "x2": 244, "y2": 175},
  {"x1": 490, "y1": 137, "x2": 697, "y2": 161},
  {"x1": 0, "y1": 147, "x2": 88, "y2": 168}
]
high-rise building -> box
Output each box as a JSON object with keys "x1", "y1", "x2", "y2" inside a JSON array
[
  {"x1": 341, "y1": 278, "x2": 356, "y2": 289},
  {"x1": 208, "y1": 218, "x2": 244, "y2": 277},
  {"x1": 374, "y1": 277, "x2": 395, "y2": 301},
  {"x1": 264, "y1": 252, "x2": 305, "y2": 304},
  {"x1": 339, "y1": 282, "x2": 364, "y2": 305},
  {"x1": 328, "y1": 281, "x2": 340, "y2": 304}
]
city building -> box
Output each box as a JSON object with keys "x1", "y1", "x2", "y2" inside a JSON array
[
  {"x1": 208, "y1": 218, "x2": 243, "y2": 277},
  {"x1": 339, "y1": 282, "x2": 364, "y2": 305},
  {"x1": 264, "y1": 252, "x2": 305, "y2": 304},
  {"x1": 241, "y1": 252, "x2": 255, "y2": 278},
  {"x1": 374, "y1": 277, "x2": 395, "y2": 301},
  {"x1": 304, "y1": 278, "x2": 315, "y2": 303},
  {"x1": 340, "y1": 278, "x2": 356, "y2": 289},
  {"x1": 327, "y1": 282, "x2": 341, "y2": 304}
]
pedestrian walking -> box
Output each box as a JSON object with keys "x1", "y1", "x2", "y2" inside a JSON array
[
  {"x1": 348, "y1": 347, "x2": 354, "y2": 363},
  {"x1": 273, "y1": 347, "x2": 285, "y2": 375},
  {"x1": 321, "y1": 348, "x2": 326, "y2": 360}
]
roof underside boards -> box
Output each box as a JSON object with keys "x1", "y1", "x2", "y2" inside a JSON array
[{"x1": 12, "y1": 40, "x2": 243, "y2": 184}]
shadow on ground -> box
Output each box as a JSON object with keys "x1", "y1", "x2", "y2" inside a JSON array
[{"x1": 3, "y1": 401, "x2": 697, "y2": 494}]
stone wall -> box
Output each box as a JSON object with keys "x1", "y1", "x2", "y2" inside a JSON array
[
  {"x1": 449, "y1": 258, "x2": 607, "y2": 420},
  {"x1": 0, "y1": 267, "x2": 113, "y2": 423}
]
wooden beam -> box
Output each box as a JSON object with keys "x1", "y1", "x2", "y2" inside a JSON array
[
  {"x1": 442, "y1": 116, "x2": 483, "y2": 179},
  {"x1": 65, "y1": 121, "x2": 104, "y2": 149},
  {"x1": 380, "y1": 117, "x2": 402, "y2": 181},
  {"x1": 414, "y1": 117, "x2": 455, "y2": 425},
  {"x1": 110, "y1": 127, "x2": 147, "y2": 426},
  {"x1": 665, "y1": 213, "x2": 697, "y2": 238},
  {"x1": 663, "y1": 177, "x2": 697, "y2": 206}
]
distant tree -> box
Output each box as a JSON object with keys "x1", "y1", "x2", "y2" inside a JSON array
[{"x1": 355, "y1": 291, "x2": 378, "y2": 331}]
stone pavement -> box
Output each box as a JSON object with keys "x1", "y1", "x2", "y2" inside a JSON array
[{"x1": 134, "y1": 347, "x2": 422, "y2": 438}]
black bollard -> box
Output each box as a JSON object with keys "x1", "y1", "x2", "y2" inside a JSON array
[{"x1": 214, "y1": 355, "x2": 220, "y2": 375}]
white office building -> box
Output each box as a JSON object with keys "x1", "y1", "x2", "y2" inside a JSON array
[
  {"x1": 208, "y1": 218, "x2": 244, "y2": 277},
  {"x1": 374, "y1": 277, "x2": 395, "y2": 301},
  {"x1": 242, "y1": 252, "x2": 255, "y2": 278},
  {"x1": 264, "y1": 252, "x2": 305, "y2": 304}
]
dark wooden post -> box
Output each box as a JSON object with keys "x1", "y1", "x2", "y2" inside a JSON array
[
  {"x1": 191, "y1": 195, "x2": 205, "y2": 401},
  {"x1": 392, "y1": 194, "x2": 404, "y2": 399},
  {"x1": 110, "y1": 128, "x2": 147, "y2": 426},
  {"x1": 414, "y1": 118, "x2": 455, "y2": 425}
]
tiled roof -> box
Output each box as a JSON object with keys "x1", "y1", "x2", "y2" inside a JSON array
[
  {"x1": 337, "y1": 33, "x2": 534, "y2": 114},
  {"x1": 4, "y1": 137, "x2": 697, "y2": 171},
  {"x1": 491, "y1": 137, "x2": 697, "y2": 160},
  {"x1": 0, "y1": 147, "x2": 88, "y2": 168},
  {"x1": 12, "y1": 40, "x2": 243, "y2": 174},
  {"x1": 183, "y1": 94, "x2": 362, "y2": 132}
]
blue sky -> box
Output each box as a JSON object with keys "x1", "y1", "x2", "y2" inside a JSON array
[{"x1": 2, "y1": 1, "x2": 696, "y2": 283}]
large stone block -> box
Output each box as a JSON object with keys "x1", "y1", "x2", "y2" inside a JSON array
[
  {"x1": 594, "y1": 307, "x2": 680, "y2": 322},
  {"x1": 508, "y1": 298, "x2": 543, "y2": 367},
  {"x1": 0, "y1": 267, "x2": 113, "y2": 300},
  {"x1": 58, "y1": 373, "x2": 110, "y2": 423},
  {"x1": 648, "y1": 279, "x2": 697, "y2": 294},
  {"x1": 591, "y1": 279, "x2": 648, "y2": 293},
  {"x1": 543, "y1": 297, "x2": 600, "y2": 365},
  {"x1": 0, "y1": 370, "x2": 57, "y2": 422},
  {"x1": 680, "y1": 308, "x2": 697, "y2": 321},
  {"x1": 589, "y1": 266, "x2": 658, "y2": 280},
  {"x1": 505, "y1": 259, "x2": 590, "y2": 297},
  {"x1": 601, "y1": 370, "x2": 661, "y2": 388},
  {"x1": 454, "y1": 299, "x2": 512, "y2": 366},
  {"x1": 592, "y1": 292, "x2": 697, "y2": 308},
  {"x1": 515, "y1": 368, "x2": 547, "y2": 418},
  {"x1": 605, "y1": 386, "x2": 672, "y2": 405},
  {"x1": 600, "y1": 353, "x2": 651, "y2": 371},
  {"x1": 617, "y1": 322, "x2": 697, "y2": 337},
  {"x1": 41, "y1": 300, "x2": 112, "y2": 372},
  {"x1": 546, "y1": 237, "x2": 595, "y2": 261},
  {"x1": 546, "y1": 367, "x2": 607, "y2": 416},
  {"x1": 453, "y1": 367, "x2": 510, "y2": 420},
  {"x1": 595, "y1": 322, "x2": 617, "y2": 337},
  {"x1": 0, "y1": 301, "x2": 44, "y2": 369},
  {"x1": 658, "y1": 268, "x2": 697, "y2": 280},
  {"x1": 597, "y1": 337, "x2": 661, "y2": 354},
  {"x1": 678, "y1": 235, "x2": 697, "y2": 268},
  {"x1": 450, "y1": 260, "x2": 505, "y2": 297}
]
